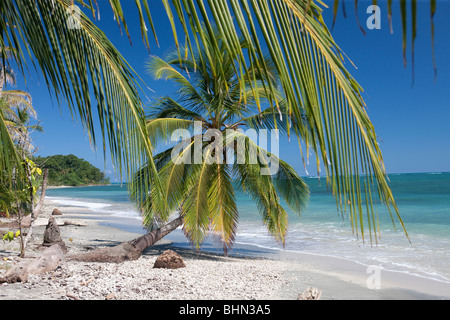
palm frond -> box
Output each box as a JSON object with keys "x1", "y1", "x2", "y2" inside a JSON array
[
  {"x1": 146, "y1": 117, "x2": 195, "y2": 147},
  {"x1": 0, "y1": 0, "x2": 168, "y2": 216},
  {"x1": 208, "y1": 163, "x2": 239, "y2": 253},
  {"x1": 239, "y1": 101, "x2": 291, "y2": 134},
  {"x1": 147, "y1": 56, "x2": 206, "y2": 109},
  {"x1": 147, "y1": 97, "x2": 205, "y2": 121},
  {"x1": 234, "y1": 159, "x2": 290, "y2": 246},
  {"x1": 274, "y1": 158, "x2": 310, "y2": 214},
  {"x1": 228, "y1": 129, "x2": 295, "y2": 245},
  {"x1": 130, "y1": 138, "x2": 194, "y2": 229},
  {"x1": 181, "y1": 146, "x2": 214, "y2": 248},
  {"x1": 0, "y1": 0, "x2": 411, "y2": 245},
  {"x1": 0, "y1": 106, "x2": 24, "y2": 187},
  {"x1": 1, "y1": 90, "x2": 34, "y2": 117}
]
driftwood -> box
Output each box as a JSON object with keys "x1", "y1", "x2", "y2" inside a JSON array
[
  {"x1": 68, "y1": 215, "x2": 184, "y2": 263},
  {"x1": 297, "y1": 287, "x2": 322, "y2": 300},
  {"x1": 0, "y1": 215, "x2": 184, "y2": 283},
  {"x1": 32, "y1": 218, "x2": 88, "y2": 227},
  {"x1": 0, "y1": 244, "x2": 64, "y2": 284}
]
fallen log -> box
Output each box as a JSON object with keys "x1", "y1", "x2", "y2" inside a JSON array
[
  {"x1": 0, "y1": 244, "x2": 65, "y2": 284},
  {"x1": 68, "y1": 215, "x2": 184, "y2": 263},
  {"x1": 33, "y1": 218, "x2": 88, "y2": 227},
  {"x1": 0, "y1": 215, "x2": 184, "y2": 283}
]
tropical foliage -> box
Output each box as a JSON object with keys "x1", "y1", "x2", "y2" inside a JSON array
[
  {"x1": 0, "y1": 0, "x2": 417, "y2": 244},
  {"x1": 131, "y1": 32, "x2": 310, "y2": 251},
  {"x1": 34, "y1": 154, "x2": 110, "y2": 187},
  {"x1": 1, "y1": 46, "x2": 43, "y2": 216},
  {"x1": 0, "y1": 0, "x2": 152, "y2": 194}
]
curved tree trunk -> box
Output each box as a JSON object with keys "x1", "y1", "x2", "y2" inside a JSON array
[
  {"x1": 22, "y1": 168, "x2": 49, "y2": 253},
  {"x1": 68, "y1": 215, "x2": 184, "y2": 263},
  {"x1": 2, "y1": 213, "x2": 184, "y2": 283}
]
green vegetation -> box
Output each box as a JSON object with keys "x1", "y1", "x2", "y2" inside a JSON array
[
  {"x1": 0, "y1": 0, "x2": 416, "y2": 249},
  {"x1": 1, "y1": 46, "x2": 43, "y2": 218},
  {"x1": 34, "y1": 154, "x2": 110, "y2": 187},
  {"x1": 132, "y1": 31, "x2": 309, "y2": 251}
]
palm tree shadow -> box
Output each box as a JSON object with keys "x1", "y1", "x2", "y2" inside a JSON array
[{"x1": 141, "y1": 241, "x2": 275, "y2": 262}]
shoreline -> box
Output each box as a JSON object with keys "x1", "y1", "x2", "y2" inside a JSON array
[
  {"x1": 1, "y1": 198, "x2": 450, "y2": 300},
  {"x1": 47, "y1": 183, "x2": 112, "y2": 189}
]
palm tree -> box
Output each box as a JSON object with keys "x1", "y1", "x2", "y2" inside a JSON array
[
  {"x1": 0, "y1": 76, "x2": 42, "y2": 154},
  {"x1": 0, "y1": 46, "x2": 30, "y2": 193},
  {"x1": 0, "y1": 45, "x2": 43, "y2": 212},
  {"x1": 130, "y1": 32, "x2": 310, "y2": 252},
  {"x1": 0, "y1": 0, "x2": 411, "y2": 251},
  {"x1": 0, "y1": 0, "x2": 154, "y2": 199}
]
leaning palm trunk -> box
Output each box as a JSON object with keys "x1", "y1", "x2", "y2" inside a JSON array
[
  {"x1": 68, "y1": 215, "x2": 184, "y2": 263},
  {"x1": 1, "y1": 213, "x2": 183, "y2": 283}
]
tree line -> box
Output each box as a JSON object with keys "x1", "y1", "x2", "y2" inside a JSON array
[{"x1": 33, "y1": 154, "x2": 110, "y2": 187}]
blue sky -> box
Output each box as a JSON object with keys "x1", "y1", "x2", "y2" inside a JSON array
[{"x1": 15, "y1": 1, "x2": 450, "y2": 181}]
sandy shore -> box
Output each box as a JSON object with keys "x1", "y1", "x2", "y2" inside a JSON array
[{"x1": 1, "y1": 198, "x2": 450, "y2": 301}]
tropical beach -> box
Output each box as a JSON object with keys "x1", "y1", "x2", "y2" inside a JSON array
[
  {"x1": 1, "y1": 183, "x2": 450, "y2": 301},
  {"x1": 1, "y1": 0, "x2": 450, "y2": 306}
]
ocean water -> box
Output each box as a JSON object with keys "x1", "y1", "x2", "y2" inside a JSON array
[{"x1": 46, "y1": 172, "x2": 450, "y2": 284}]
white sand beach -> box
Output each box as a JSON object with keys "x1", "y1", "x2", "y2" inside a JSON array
[{"x1": 1, "y1": 198, "x2": 450, "y2": 301}]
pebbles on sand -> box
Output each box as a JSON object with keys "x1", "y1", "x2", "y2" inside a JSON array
[{"x1": 19, "y1": 253, "x2": 288, "y2": 300}]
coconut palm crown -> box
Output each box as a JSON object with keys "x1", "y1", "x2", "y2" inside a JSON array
[{"x1": 131, "y1": 32, "x2": 310, "y2": 252}]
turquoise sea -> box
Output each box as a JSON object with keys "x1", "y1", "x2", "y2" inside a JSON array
[{"x1": 46, "y1": 172, "x2": 450, "y2": 284}]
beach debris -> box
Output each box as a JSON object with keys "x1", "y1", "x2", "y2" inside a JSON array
[
  {"x1": 0, "y1": 244, "x2": 65, "y2": 284},
  {"x1": 33, "y1": 218, "x2": 87, "y2": 227},
  {"x1": 105, "y1": 293, "x2": 115, "y2": 300},
  {"x1": 43, "y1": 216, "x2": 67, "y2": 253},
  {"x1": 80, "y1": 277, "x2": 95, "y2": 286},
  {"x1": 66, "y1": 292, "x2": 80, "y2": 300},
  {"x1": 153, "y1": 250, "x2": 186, "y2": 269},
  {"x1": 62, "y1": 220, "x2": 88, "y2": 227},
  {"x1": 68, "y1": 241, "x2": 142, "y2": 263},
  {"x1": 52, "y1": 208, "x2": 62, "y2": 215},
  {"x1": 297, "y1": 287, "x2": 322, "y2": 300}
]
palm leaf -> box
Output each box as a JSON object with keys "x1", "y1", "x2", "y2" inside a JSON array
[
  {"x1": 273, "y1": 158, "x2": 310, "y2": 214},
  {"x1": 1, "y1": 90, "x2": 34, "y2": 117},
  {"x1": 181, "y1": 145, "x2": 214, "y2": 248},
  {"x1": 147, "y1": 97, "x2": 205, "y2": 121},
  {"x1": 151, "y1": 0, "x2": 408, "y2": 244},
  {"x1": 0, "y1": 0, "x2": 168, "y2": 216},
  {"x1": 147, "y1": 56, "x2": 206, "y2": 109},
  {"x1": 0, "y1": 106, "x2": 24, "y2": 187},
  {"x1": 146, "y1": 117, "x2": 195, "y2": 146},
  {"x1": 0, "y1": 0, "x2": 412, "y2": 245},
  {"x1": 208, "y1": 162, "x2": 239, "y2": 253},
  {"x1": 227, "y1": 129, "x2": 294, "y2": 245}
]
